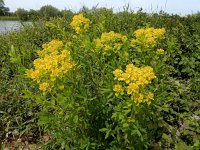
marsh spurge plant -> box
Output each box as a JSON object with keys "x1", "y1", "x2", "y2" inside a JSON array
[{"x1": 25, "y1": 13, "x2": 166, "y2": 149}]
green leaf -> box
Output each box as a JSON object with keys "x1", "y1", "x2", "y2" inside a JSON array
[
  {"x1": 122, "y1": 123, "x2": 129, "y2": 128},
  {"x1": 105, "y1": 129, "x2": 111, "y2": 139},
  {"x1": 99, "y1": 128, "x2": 108, "y2": 132},
  {"x1": 73, "y1": 115, "x2": 78, "y2": 123},
  {"x1": 175, "y1": 142, "x2": 191, "y2": 150}
]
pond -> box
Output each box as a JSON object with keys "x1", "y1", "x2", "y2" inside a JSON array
[{"x1": 0, "y1": 21, "x2": 31, "y2": 34}]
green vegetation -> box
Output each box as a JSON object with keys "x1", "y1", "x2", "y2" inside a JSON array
[{"x1": 0, "y1": 8, "x2": 200, "y2": 149}]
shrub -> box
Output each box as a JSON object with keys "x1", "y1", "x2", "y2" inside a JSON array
[{"x1": 24, "y1": 14, "x2": 178, "y2": 149}]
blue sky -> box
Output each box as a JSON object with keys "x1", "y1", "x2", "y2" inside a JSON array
[{"x1": 4, "y1": 0, "x2": 200, "y2": 16}]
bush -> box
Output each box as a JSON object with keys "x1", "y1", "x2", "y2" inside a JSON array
[{"x1": 23, "y1": 13, "x2": 200, "y2": 149}]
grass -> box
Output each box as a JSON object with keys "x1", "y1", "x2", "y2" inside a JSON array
[{"x1": 0, "y1": 16, "x2": 19, "y2": 21}]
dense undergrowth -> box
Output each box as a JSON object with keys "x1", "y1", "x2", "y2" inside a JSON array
[{"x1": 0, "y1": 9, "x2": 200, "y2": 149}]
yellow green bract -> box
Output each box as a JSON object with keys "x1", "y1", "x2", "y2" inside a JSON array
[
  {"x1": 156, "y1": 48, "x2": 165, "y2": 55},
  {"x1": 26, "y1": 40, "x2": 75, "y2": 92},
  {"x1": 113, "y1": 64, "x2": 156, "y2": 105}
]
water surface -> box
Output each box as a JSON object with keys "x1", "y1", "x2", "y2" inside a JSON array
[{"x1": 0, "y1": 21, "x2": 30, "y2": 34}]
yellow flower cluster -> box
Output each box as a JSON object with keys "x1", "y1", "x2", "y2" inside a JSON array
[
  {"x1": 70, "y1": 13, "x2": 90, "y2": 34},
  {"x1": 113, "y1": 64, "x2": 156, "y2": 105},
  {"x1": 95, "y1": 31, "x2": 127, "y2": 55},
  {"x1": 26, "y1": 40, "x2": 75, "y2": 92},
  {"x1": 131, "y1": 28, "x2": 166, "y2": 48}
]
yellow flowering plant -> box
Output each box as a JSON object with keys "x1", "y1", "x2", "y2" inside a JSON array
[{"x1": 23, "y1": 14, "x2": 173, "y2": 149}]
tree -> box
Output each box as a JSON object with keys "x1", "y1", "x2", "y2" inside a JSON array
[
  {"x1": 15, "y1": 8, "x2": 29, "y2": 21},
  {"x1": 60, "y1": 9, "x2": 74, "y2": 19},
  {"x1": 29, "y1": 9, "x2": 39, "y2": 20},
  {"x1": 39, "y1": 5, "x2": 60, "y2": 20},
  {"x1": 0, "y1": 0, "x2": 4, "y2": 8},
  {"x1": 0, "y1": 0, "x2": 10, "y2": 16}
]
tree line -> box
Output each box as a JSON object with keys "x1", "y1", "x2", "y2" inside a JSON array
[
  {"x1": 0, "y1": 0, "x2": 73, "y2": 21},
  {"x1": 14, "y1": 5, "x2": 74, "y2": 21}
]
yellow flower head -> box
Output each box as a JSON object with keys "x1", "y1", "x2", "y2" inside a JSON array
[
  {"x1": 95, "y1": 31, "x2": 127, "y2": 55},
  {"x1": 146, "y1": 92, "x2": 154, "y2": 100},
  {"x1": 39, "y1": 82, "x2": 50, "y2": 92},
  {"x1": 70, "y1": 13, "x2": 90, "y2": 34},
  {"x1": 113, "y1": 84, "x2": 124, "y2": 96},
  {"x1": 113, "y1": 69, "x2": 123, "y2": 80},
  {"x1": 38, "y1": 40, "x2": 63, "y2": 57},
  {"x1": 119, "y1": 73, "x2": 131, "y2": 83},
  {"x1": 113, "y1": 64, "x2": 156, "y2": 105},
  {"x1": 134, "y1": 93, "x2": 144, "y2": 105},
  {"x1": 132, "y1": 28, "x2": 166, "y2": 48},
  {"x1": 26, "y1": 40, "x2": 75, "y2": 92},
  {"x1": 126, "y1": 83, "x2": 139, "y2": 95}
]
